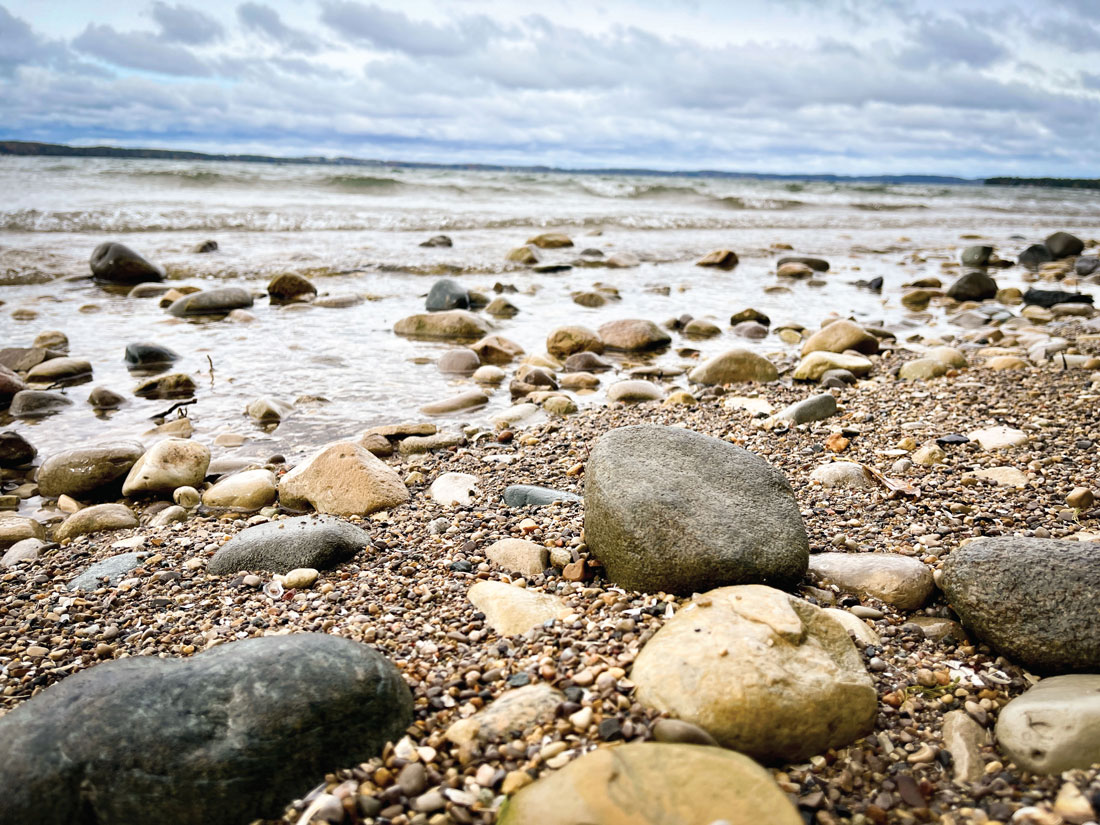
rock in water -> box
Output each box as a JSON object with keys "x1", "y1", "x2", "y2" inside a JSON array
[
  {"x1": 37, "y1": 443, "x2": 145, "y2": 500},
  {"x1": 279, "y1": 441, "x2": 409, "y2": 516},
  {"x1": 498, "y1": 742, "x2": 801, "y2": 825},
  {"x1": 208, "y1": 515, "x2": 371, "y2": 574},
  {"x1": 961, "y1": 245, "x2": 993, "y2": 267},
  {"x1": 995, "y1": 674, "x2": 1100, "y2": 774},
  {"x1": 1045, "y1": 231, "x2": 1084, "y2": 259},
  {"x1": 0, "y1": 634, "x2": 412, "y2": 825},
  {"x1": 584, "y1": 425, "x2": 808, "y2": 594},
  {"x1": 201, "y1": 469, "x2": 277, "y2": 511},
  {"x1": 777, "y1": 255, "x2": 829, "y2": 272},
  {"x1": 167, "y1": 288, "x2": 254, "y2": 318},
  {"x1": 393, "y1": 310, "x2": 491, "y2": 340},
  {"x1": 597, "y1": 319, "x2": 670, "y2": 351},
  {"x1": 266, "y1": 273, "x2": 317, "y2": 304},
  {"x1": 122, "y1": 438, "x2": 210, "y2": 496},
  {"x1": 0, "y1": 366, "x2": 26, "y2": 409},
  {"x1": 940, "y1": 537, "x2": 1100, "y2": 673},
  {"x1": 945, "y1": 271, "x2": 997, "y2": 302},
  {"x1": 0, "y1": 431, "x2": 36, "y2": 467},
  {"x1": 801, "y1": 319, "x2": 878, "y2": 356},
  {"x1": 8, "y1": 390, "x2": 73, "y2": 418},
  {"x1": 1018, "y1": 243, "x2": 1053, "y2": 269},
  {"x1": 89, "y1": 242, "x2": 164, "y2": 285},
  {"x1": 425, "y1": 278, "x2": 470, "y2": 311},
  {"x1": 631, "y1": 585, "x2": 876, "y2": 763},
  {"x1": 419, "y1": 234, "x2": 452, "y2": 247},
  {"x1": 1023, "y1": 288, "x2": 1094, "y2": 308},
  {"x1": 124, "y1": 342, "x2": 180, "y2": 369}
]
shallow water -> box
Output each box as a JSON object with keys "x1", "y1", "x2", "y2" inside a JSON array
[{"x1": 2, "y1": 156, "x2": 1099, "y2": 461}]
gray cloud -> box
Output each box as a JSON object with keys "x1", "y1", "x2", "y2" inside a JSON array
[
  {"x1": 72, "y1": 23, "x2": 209, "y2": 76},
  {"x1": 151, "y1": 2, "x2": 225, "y2": 45},
  {"x1": 237, "y1": 2, "x2": 320, "y2": 54},
  {"x1": 320, "y1": 1, "x2": 507, "y2": 57}
]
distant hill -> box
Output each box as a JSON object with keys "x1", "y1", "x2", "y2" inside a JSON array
[
  {"x1": 985, "y1": 177, "x2": 1100, "y2": 190},
  {"x1": 0, "y1": 139, "x2": 980, "y2": 184}
]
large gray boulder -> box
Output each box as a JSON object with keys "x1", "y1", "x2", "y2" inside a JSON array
[
  {"x1": 941, "y1": 537, "x2": 1100, "y2": 673},
  {"x1": 90, "y1": 242, "x2": 164, "y2": 285},
  {"x1": 37, "y1": 443, "x2": 145, "y2": 500},
  {"x1": 584, "y1": 425, "x2": 809, "y2": 595},
  {"x1": 208, "y1": 515, "x2": 372, "y2": 575},
  {"x1": 0, "y1": 634, "x2": 412, "y2": 825},
  {"x1": 1045, "y1": 231, "x2": 1084, "y2": 259}
]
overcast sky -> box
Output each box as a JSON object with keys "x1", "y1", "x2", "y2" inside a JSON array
[{"x1": 2, "y1": 0, "x2": 1099, "y2": 176}]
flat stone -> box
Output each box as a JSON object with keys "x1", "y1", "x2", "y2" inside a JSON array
[
  {"x1": 502, "y1": 485, "x2": 581, "y2": 508},
  {"x1": 133, "y1": 373, "x2": 196, "y2": 399},
  {"x1": 968, "y1": 426, "x2": 1028, "y2": 450},
  {"x1": 419, "y1": 389, "x2": 489, "y2": 415},
  {"x1": 430, "y1": 472, "x2": 479, "y2": 506},
  {"x1": 0, "y1": 515, "x2": 46, "y2": 548},
  {"x1": 168, "y1": 287, "x2": 254, "y2": 317},
  {"x1": 809, "y1": 462, "x2": 874, "y2": 489},
  {"x1": 808, "y1": 552, "x2": 934, "y2": 610},
  {"x1": 792, "y1": 352, "x2": 873, "y2": 382},
  {"x1": 26, "y1": 357, "x2": 92, "y2": 384},
  {"x1": 467, "y1": 580, "x2": 569, "y2": 636},
  {"x1": 37, "y1": 442, "x2": 145, "y2": 500},
  {"x1": 396, "y1": 432, "x2": 465, "y2": 455},
  {"x1": 485, "y1": 539, "x2": 549, "y2": 576},
  {"x1": 966, "y1": 466, "x2": 1028, "y2": 487},
  {"x1": 394, "y1": 310, "x2": 491, "y2": 341},
  {"x1": 279, "y1": 442, "x2": 408, "y2": 516},
  {"x1": 899, "y1": 358, "x2": 948, "y2": 380},
  {"x1": 942, "y1": 709, "x2": 989, "y2": 783},
  {"x1": 55, "y1": 503, "x2": 138, "y2": 542},
  {"x1": 995, "y1": 675, "x2": 1100, "y2": 773},
  {"x1": 445, "y1": 683, "x2": 563, "y2": 750},
  {"x1": 1, "y1": 537, "x2": 47, "y2": 567},
  {"x1": 68, "y1": 551, "x2": 147, "y2": 590},
  {"x1": 598, "y1": 319, "x2": 670, "y2": 352},
  {"x1": 202, "y1": 469, "x2": 277, "y2": 511},
  {"x1": 8, "y1": 390, "x2": 73, "y2": 418}
]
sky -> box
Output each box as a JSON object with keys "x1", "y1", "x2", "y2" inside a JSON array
[{"x1": 2, "y1": 0, "x2": 1100, "y2": 176}]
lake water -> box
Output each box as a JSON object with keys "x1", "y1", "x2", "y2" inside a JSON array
[{"x1": 2, "y1": 156, "x2": 1099, "y2": 461}]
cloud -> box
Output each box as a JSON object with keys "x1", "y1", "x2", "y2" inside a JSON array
[
  {"x1": 319, "y1": 1, "x2": 506, "y2": 57},
  {"x1": 72, "y1": 23, "x2": 209, "y2": 76},
  {"x1": 150, "y1": 2, "x2": 225, "y2": 45},
  {"x1": 237, "y1": 2, "x2": 320, "y2": 54}
]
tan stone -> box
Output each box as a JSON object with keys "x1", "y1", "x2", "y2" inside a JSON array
[
  {"x1": 966, "y1": 466, "x2": 1027, "y2": 487},
  {"x1": 943, "y1": 709, "x2": 989, "y2": 783},
  {"x1": 928, "y1": 346, "x2": 967, "y2": 368},
  {"x1": 546, "y1": 326, "x2": 603, "y2": 359},
  {"x1": 202, "y1": 469, "x2": 277, "y2": 510},
  {"x1": 808, "y1": 552, "x2": 934, "y2": 610},
  {"x1": 526, "y1": 232, "x2": 573, "y2": 248},
  {"x1": 393, "y1": 310, "x2": 492, "y2": 340},
  {"x1": 987, "y1": 355, "x2": 1028, "y2": 370},
  {"x1": 471, "y1": 335, "x2": 524, "y2": 365},
  {"x1": 0, "y1": 516, "x2": 46, "y2": 548},
  {"x1": 792, "y1": 351, "x2": 873, "y2": 381},
  {"x1": 688, "y1": 349, "x2": 777, "y2": 385},
  {"x1": 898, "y1": 358, "x2": 948, "y2": 380},
  {"x1": 777, "y1": 262, "x2": 813, "y2": 278},
  {"x1": 597, "y1": 319, "x2": 671, "y2": 352},
  {"x1": 485, "y1": 539, "x2": 549, "y2": 577},
  {"x1": 696, "y1": 249, "x2": 739, "y2": 269},
  {"x1": 445, "y1": 683, "x2": 563, "y2": 750},
  {"x1": 995, "y1": 675, "x2": 1100, "y2": 774},
  {"x1": 122, "y1": 438, "x2": 210, "y2": 496},
  {"x1": 801, "y1": 320, "x2": 878, "y2": 356},
  {"x1": 55, "y1": 503, "x2": 138, "y2": 541},
  {"x1": 912, "y1": 441, "x2": 946, "y2": 466},
  {"x1": 606, "y1": 380, "x2": 664, "y2": 402},
  {"x1": 278, "y1": 441, "x2": 409, "y2": 516},
  {"x1": 467, "y1": 580, "x2": 569, "y2": 636}
]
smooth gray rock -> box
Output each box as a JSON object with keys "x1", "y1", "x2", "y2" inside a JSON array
[
  {"x1": 208, "y1": 515, "x2": 371, "y2": 575},
  {"x1": 995, "y1": 674, "x2": 1100, "y2": 774},
  {"x1": 1075, "y1": 256, "x2": 1099, "y2": 276},
  {"x1": 584, "y1": 425, "x2": 809, "y2": 595},
  {"x1": 37, "y1": 443, "x2": 145, "y2": 500},
  {"x1": 941, "y1": 537, "x2": 1100, "y2": 673},
  {"x1": 1045, "y1": 231, "x2": 1084, "y2": 259},
  {"x1": 90, "y1": 242, "x2": 164, "y2": 285},
  {"x1": 8, "y1": 390, "x2": 73, "y2": 418},
  {"x1": 946, "y1": 271, "x2": 997, "y2": 302},
  {"x1": 774, "y1": 393, "x2": 837, "y2": 425},
  {"x1": 1018, "y1": 243, "x2": 1053, "y2": 269},
  {"x1": 777, "y1": 255, "x2": 829, "y2": 272},
  {"x1": 426, "y1": 278, "x2": 469, "y2": 312},
  {"x1": 503, "y1": 485, "x2": 582, "y2": 508},
  {"x1": 124, "y1": 342, "x2": 180, "y2": 369},
  {"x1": 961, "y1": 246, "x2": 993, "y2": 267},
  {"x1": 0, "y1": 431, "x2": 36, "y2": 467},
  {"x1": 0, "y1": 634, "x2": 412, "y2": 825},
  {"x1": 167, "y1": 288, "x2": 253, "y2": 317},
  {"x1": 68, "y1": 552, "x2": 147, "y2": 591}
]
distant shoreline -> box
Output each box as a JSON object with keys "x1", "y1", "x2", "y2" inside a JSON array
[{"x1": 1, "y1": 139, "x2": 978, "y2": 185}]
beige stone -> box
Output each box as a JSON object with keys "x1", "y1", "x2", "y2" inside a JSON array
[
  {"x1": 0, "y1": 516, "x2": 46, "y2": 548},
  {"x1": 966, "y1": 466, "x2": 1027, "y2": 487},
  {"x1": 995, "y1": 675, "x2": 1100, "y2": 774},
  {"x1": 485, "y1": 539, "x2": 549, "y2": 577},
  {"x1": 808, "y1": 552, "x2": 934, "y2": 610},
  {"x1": 445, "y1": 683, "x2": 563, "y2": 750},
  {"x1": 801, "y1": 320, "x2": 878, "y2": 356},
  {"x1": 606, "y1": 380, "x2": 664, "y2": 402},
  {"x1": 688, "y1": 349, "x2": 777, "y2": 385},
  {"x1": 55, "y1": 503, "x2": 138, "y2": 542},
  {"x1": 696, "y1": 249, "x2": 739, "y2": 269},
  {"x1": 419, "y1": 389, "x2": 489, "y2": 416},
  {"x1": 546, "y1": 326, "x2": 603, "y2": 359},
  {"x1": 467, "y1": 580, "x2": 569, "y2": 636},
  {"x1": 526, "y1": 232, "x2": 573, "y2": 248},
  {"x1": 943, "y1": 709, "x2": 989, "y2": 783},
  {"x1": 278, "y1": 441, "x2": 408, "y2": 516},
  {"x1": 928, "y1": 346, "x2": 967, "y2": 368},
  {"x1": 598, "y1": 319, "x2": 671, "y2": 351},
  {"x1": 122, "y1": 438, "x2": 210, "y2": 496},
  {"x1": 912, "y1": 441, "x2": 946, "y2": 466},
  {"x1": 393, "y1": 310, "x2": 491, "y2": 340},
  {"x1": 987, "y1": 355, "x2": 1028, "y2": 370},
  {"x1": 202, "y1": 469, "x2": 277, "y2": 510},
  {"x1": 899, "y1": 358, "x2": 948, "y2": 380},
  {"x1": 471, "y1": 335, "x2": 524, "y2": 365},
  {"x1": 822, "y1": 608, "x2": 880, "y2": 646},
  {"x1": 792, "y1": 351, "x2": 873, "y2": 381},
  {"x1": 968, "y1": 426, "x2": 1028, "y2": 450}
]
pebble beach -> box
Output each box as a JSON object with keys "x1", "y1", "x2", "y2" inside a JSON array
[{"x1": 2, "y1": 162, "x2": 1100, "y2": 825}]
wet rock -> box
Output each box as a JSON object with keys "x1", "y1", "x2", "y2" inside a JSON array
[
  {"x1": 631, "y1": 585, "x2": 876, "y2": 763},
  {"x1": 527, "y1": 232, "x2": 573, "y2": 248},
  {"x1": 33, "y1": 330, "x2": 68, "y2": 351},
  {"x1": 486, "y1": 296, "x2": 518, "y2": 317},
  {"x1": 801, "y1": 319, "x2": 878, "y2": 356},
  {"x1": 730, "y1": 308, "x2": 771, "y2": 326},
  {"x1": 134, "y1": 373, "x2": 197, "y2": 399},
  {"x1": 809, "y1": 462, "x2": 874, "y2": 490},
  {"x1": 193, "y1": 239, "x2": 218, "y2": 253},
  {"x1": 419, "y1": 234, "x2": 453, "y2": 247},
  {"x1": 0, "y1": 516, "x2": 46, "y2": 548},
  {"x1": 562, "y1": 351, "x2": 612, "y2": 372},
  {"x1": 941, "y1": 537, "x2": 1100, "y2": 672},
  {"x1": 202, "y1": 469, "x2": 277, "y2": 511},
  {"x1": 246, "y1": 396, "x2": 292, "y2": 425},
  {"x1": 597, "y1": 319, "x2": 670, "y2": 352},
  {"x1": 772, "y1": 393, "x2": 837, "y2": 425},
  {"x1": 503, "y1": 485, "x2": 582, "y2": 508},
  {"x1": 572, "y1": 290, "x2": 607, "y2": 308},
  {"x1": 961, "y1": 245, "x2": 993, "y2": 267},
  {"x1": 8, "y1": 390, "x2": 73, "y2": 418},
  {"x1": 208, "y1": 515, "x2": 371, "y2": 574},
  {"x1": 89, "y1": 242, "x2": 165, "y2": 285},
  {"x1": 467, "y1": 581, "x2": 569, "y2": 636},
  {"x1": 55, "y1": 503, "x2": 139, "y2": 542},
  {"x1": 792, "y1": 352, "x2": 873, "y2": 381},
  {"x1": 808, "y1": 552, "x2": 934, "y2": 609},
  {"x1": 684, "y1": 318, "x2": 722, "y2": 338},
  {"x1": 777, "y1": 261, "x2": 814, "y2": 278},
  {"x1": 485, "y1": 539, "x2": 548, "y2": 576},
  {"x1": 472, "y1": 364, "x2": 506, "y2": 384},
  {"x1": 966, "y1": 466, "x2": 1027, "y2": 487},
  {"x1": 279, "y1": 442, "x2": 408, "y2": 516},
  {"x1": 124, "y1": 342, "x2": 180, "y2": 370},
  {"x1": 0, "y1": 365, "x2": 26, "y2": 409},
  {"x1": 696, "y1": 249, "x2": 739, "y2": 269},
  {"x1": 437, "y1": 349, "x2": 480, "y2": 374},
  {"x1": 546, "y1": 326, "x2": 604, "y2": 359},
  {"x1": 1045, "y1": 231, "x2": 1084, "y2": 259},
  {"x1": 37, "y1": 443, "x2": 145, "y2": 500},
  {"x1": 167, "y1": 288, "x2": 254, "y2": 317},
  {"x1": 777, "y1": 255, "x2": 829, "y2": 272},
  {"x1": 688, "y1": 349, "x2": 777, "y2": 385},
  {"x1": 995, "y1": 675, "x2": 1100, "y2": 773},
  {"x1": 472, "y1": 334, "x2": 524, "y2": 365},
  {"x1": 730, "y1": 320, "x2": 768, "y2": 339},
  {"x1": 1023, "y1": 288, "x2": 1094, "y2": 308},
  {"x1": 1075, "y1": 256, "x2": 1099, "y2": 276},
  {"x1": 26, "y1": 357, "x2": 92, "y2": 385},
  {"x1": 499, "y1": 742, "x2": 800, "y2": 825},
  {"x1": 585, "y1": 425, "x2": 808, "y2": 594},
  {"x1": 607, "y1": 379, "x2": 664, "y2": 403},
  {"x1": 68, "y1": 551, "x2": 147, "y2": 590},
  {"x1": 122, "y1": 438, "x2": 210, "y2": 497},
  {"x1": 267, "y1": 273, "x2": 317, "y2": 304},
  {"x1": 419, "y1": 389, "x2": 489, "y2": 415},
  {"x1": 506, "y1": 246, "x2": 539, "y2": 264},
  {"x1": 394, "y1": 310, "x2": 491, "y2": 341},
  {"x1": 425, "y1": 278, "x2": 470, "y2": 312},
  {"x1": 430, "y1": 472, "x2": 479, "y2": 506},
  {"x1": 946, "y1": 271, "x2": 997, "y2": 302},
  {"x1": 1019, "y1": 243, "x2": 1054, "y2": 269},
  {"x1": 0, "y1": 431, "x2": 36, "y2": 467},
  {"x1": 88, "y1": 386, "x2": 126, "y2": 410},
  {"x1": 0, "y1": 634, "x2": 412, "y2": 825}
]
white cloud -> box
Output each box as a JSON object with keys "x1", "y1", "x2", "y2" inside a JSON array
[
  {"x1": 150, "y1": 1, "x2": 225, "y2": 45},
  {"x1": 72, "y1": 22, "x2": 210, "y2": 75}
]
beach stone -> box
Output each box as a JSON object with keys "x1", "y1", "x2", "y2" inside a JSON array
[
  {"x1": 778, "y1": 255, "x2": 829, "y2": 272},
  {"x1": 134, "y1": 373, "x2": 196, "y2": 399},
  {"x1": 777, "y1": 262, "x2": 813, "y2": 278},
  {"x1": 941, "y1": 537, "x2": 1100, "y2": 672},
  {"x1": 901, "y1": 289, "x2": 936, "y2": 309},
  {"x1": 419, "y1": 234, "x2": 452, "y2": 248},
  {"x1": 942, "y1": 709, "x2": 989, "y2": 783},
  {"x1": 445, "y1": 683, "x2": 563, "y2": 750},
  {"x1": 8, "y1": 390, "x2": 73, "y2": 418},
  {"x1": 430, "y1": 472, "x2": 479, "y2": 506},
  {"x1": 1023, "y1": 287, "x2": 1094, "y2": 309},
  {"x1": 632, "y1": 585, "x2": 876, "y2": 762},
  {"x1": 485, "y1": 296, "x2": 518, "y2": 317},
  {"x1": 89, "y1": 242, "x2": 164, "y2": 285},
  {"x1": 572, "y1": 290, "x2": 607, "y2": 308},
  {"x1": 961, "y1": 245, "x2": 993, "y2": 267},
  {"x1": 527, "y1": 232, "x2": 573, "y2": 248},
  {"x1": 88, "y1": 386, "x2": 125, "y2": 410},
  {"x1": 472, "y1": 365, "x2": 506, "y2": 384},
  {"x1": 1067, "y1": 487, "x2": 1095, "y2": 509},
  {"x1": 772, "y1": 393, "x2": 837, "y2": 425},
  {"x1": 696, "y1": 249, "x2": 739, "y2": 269},
  {"x1": 208, "y1": 515, "x2": 371, "y2": 575},
  {"x1": 124, "y1": 342, "x2": 179, "y2": 369},
  {"x1": 810, "y1": 462, "x2": 873, "y2": 489},
  {"x1": 492, "y1": 403, "x2": 543, "y2": 430},
  {"x1": 683, "y1": 318, "x2": 721, "y2": 338},
  {"x1": 437, "y1": 349, "x2": 480, "y2": 374},
  {"x1": 729, "y1": 320, "x2": 767, "y2": 340},
  {"x1": 823, "y1": 608, "x2": 880, "y2": 646},
  {"x1": 202, "y1": 469, "x2": 277, "y2": 511},
  {"x1": 419, "y1": 389, "x2": 489, "y2": 415},
  {"x1": 394, "y1": 310, "x2": 491, "y2": 340},
  {"x1": 32, "y1": 330, "x2": 68, "y2": 351},
  {"x1": 995, "y1": 675, "x2": 1100, "y2": 774},
  {"x1": 968, "y1": 426, "x2": 1027, "y2": 450},
  {"x1": 912, "y1": 441, "x2": 946, "y2": 466},
  {"x1": 1019, "y1": 243, "x2": 1054, "y2": 269},
  {"x1": 122, "y1": 438, "x2": 210, "y2": 496},
  {"x1": 598, "y1": 319, "x2": 670, "y2": 352},
  {"x1": 397, "y1": 431, "x2": 465, "y2": 455},
  {"x1": 730, "y1": 308, "x2": 771, "y2": 326},
  {"x1": 364, "y1": 421, "x2": 436, "y2": 440},
  {"x1": 26, "y1": 357, "x2": 92, "y2": 384},
  {"x1": 607, "y1": 379, "x2": 664, "y2": 403},
  {"x1": 467, "y1": 581, "x2": 569, "y2": 636},
  {"x1": 0, "y1": 366, "x2": 26, "y2": 409},
  {"x1": 987, "y1": 355, "x2": 1027, "y2": 370},
  {"x1": 246, "y1": 396, "x2": 292, "y2": 424},
  {"x1": 0, "y1": 431, "x2": 36, "y2": 467},
  {"x1": 0, "y1": 347, "x2": 56, "y2": 372},
  {"x1": 506, "y1": 246, "x2": 539, "y2": 264},
  {"x1": 1045, "y1": 231, "x2": 1084, "y2": 259},
  {"x1": 168, "y1": 288, "x2": 254, "y2": 317},
  {"x1": 55, "y1": 503, "x2": 138, "y2": 542},
  {"x1": 559, "y1": 371, "x2": 599, "y2": 390},
  {"x1": 808, "y1": 552, "x2": 934, "y2": 609},
  {"x1": 37, "y1": 443, "x2": 145, "y2": 500},
  {"x1": 928, "y1": 346, "x2": 967, "y2": 368},
  {"x1": 267, "y1": 273, "x2": 316, "y2": 304},
  {"x1": 946, "y1": 271, "x2": 998, "y2": 301},
  {"x1": 1, "y1": 537, "x2": 46, "y2": 568},
  {"x1": 562, "y1": 351, "x2": 612, "y2": 372},
  {"x1": 485, "y1": 539, "x2": 549, "y2": 576},
  {"x1": 584, "y1": 425, "x2": 808, "y2": 595},
  {"x1": 472, "y1": 334, "x2": 524, "y2": 365},
  {"x1": 688, "y1": 348, "x2": 777, "y2": 385},
  {"x1": 792, "y1": 351, "x2": 873, "y2": 381},
  {"x1": 801, "y1": 320, "x2": 878, "y2": 356},
  {"x1": 425, "y1": 278, "x2": 469, "y2": 312},
  {"x1": 651, "y1": 718, "x2": 719, "y2": 747},
  {"x1": 663, "y1": 389, "x2": 697, "y2": 406},
  {"x1": 359, "y1": 433, "x2": 393, "y2": 457},
  {"x1": 281, "y1": 567, "x2": 319, "y2": 589},
  {"x1": 1075, "y1": 256, "x2": 1099, "y2": 276},
  {"x1": 546, "y1": 326, "x2": 604, "y2": 359},
  {"x1": 280, "y1": 442, "x2": 408, "y2": 516},
  {"x1": 502, "y1": 485, "x2": 581, "y2": 508},
  {"x1": 541, "y1": 395, "x2": 576, "y2": 415},
  {"x1": 150, "y1": 505, "x2": 188, "y2": 527},
  {"x1": 498, "y1": 742, "x2": 800, "y2": 825},
  {"x1": 0, "y1": 634, "x2": 411, "y2": 825},
  {"x1": 967, "y1": 466, "x2": 1028, "y2": 487},
  {"x1": 68, "y1": 551, "x2": 146, "y2": 590},
  {"x1": 899, "y1": 358, "x2": 948, "y2": 380},
  {"x1": 0, "y1": 515, "x2": 46, "y2": 548}
]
